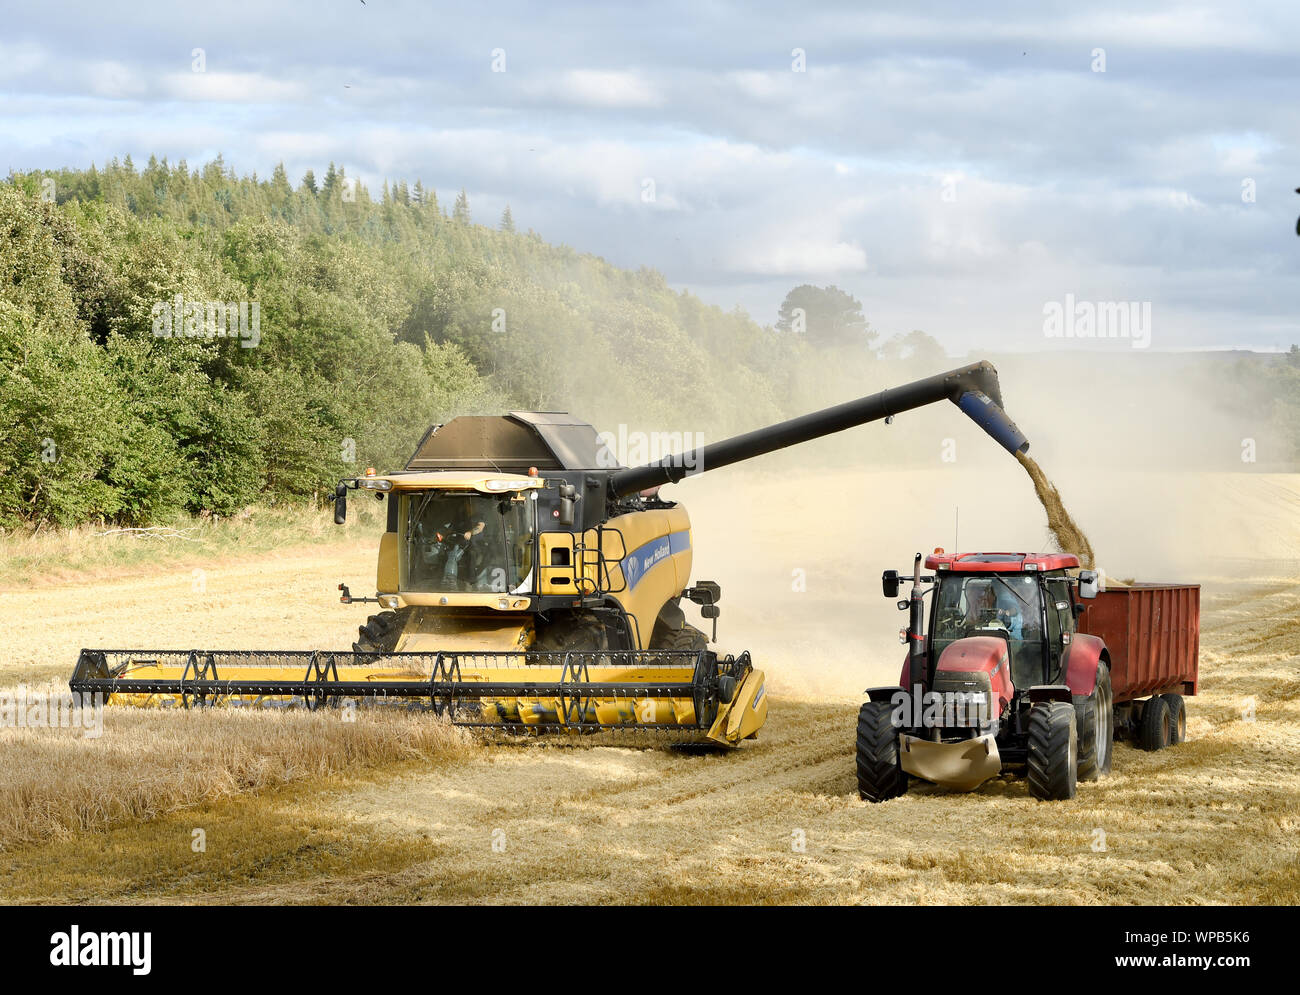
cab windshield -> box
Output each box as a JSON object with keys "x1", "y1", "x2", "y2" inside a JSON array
[
  {"x1": 400, "y1": 491, "x2": 534, "y2": 594},
  {"x1": 931, "y1": 573, "x2": 1045, "y2": 690}
]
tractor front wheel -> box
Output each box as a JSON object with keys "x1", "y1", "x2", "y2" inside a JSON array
[
  {"x1": 649, "y1": 623, "x2": 709, "y2": 653},
  {"x1": 1027, "y1": 700, "x2": 1078, "y2": 801},
  {"x1": 856, "y1": 701, "x2": 908, "y2": 803}
]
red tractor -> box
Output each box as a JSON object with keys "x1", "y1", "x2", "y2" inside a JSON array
[{"x1": 857, "y1": 551, "x2": 1200, "y2": 802}]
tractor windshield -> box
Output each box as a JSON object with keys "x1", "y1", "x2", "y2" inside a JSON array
[
  {"x1": 400, "y1": 491, "x2": 534, "y2": 594},
  {"x1": 931, "y1": 573, "x2": 1045, "y2": 691}
]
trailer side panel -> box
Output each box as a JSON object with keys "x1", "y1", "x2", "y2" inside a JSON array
[{"x1": 1078, "y1": 583, "x2": 1200, "y2": 701}]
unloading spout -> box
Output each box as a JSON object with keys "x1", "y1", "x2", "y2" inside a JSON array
[
  {"x1": 956, "y1": 389, "x2": 1029, "y2": 456},
  {"x1": 608, "y1": 360, "x2": 1029, "y2": 498}
]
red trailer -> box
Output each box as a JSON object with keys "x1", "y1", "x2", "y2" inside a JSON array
[{"x1": 1077, "y1": 581, "x2": 1199, "y2": 747}]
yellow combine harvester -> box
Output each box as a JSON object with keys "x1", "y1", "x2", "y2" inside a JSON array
[{"x1": 71, "y1": 361, "x2": 1029, "y2": 746}]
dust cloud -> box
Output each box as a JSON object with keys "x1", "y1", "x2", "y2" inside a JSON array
[
  {"x1": 665, "y1": 349, "x2": 1299, "y2": 700},
  {"x1": 678, "y1": 464, "x2": 1300, "y2": 701}
]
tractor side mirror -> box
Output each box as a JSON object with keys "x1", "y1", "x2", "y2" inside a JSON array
[
  {"x1": 1078, "y1": 570, "x2": 1099, "y2": 599},
  {"x1": 333, "y1": 483, "x2": 348, "y2": 525},
  {"x1": 882, "y1": 570, "x2": 900, "y2": 599}
]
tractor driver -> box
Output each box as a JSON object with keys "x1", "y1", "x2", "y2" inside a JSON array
[{"x1": 993, "y1": 583, "x2": 1027, "y2": 640}]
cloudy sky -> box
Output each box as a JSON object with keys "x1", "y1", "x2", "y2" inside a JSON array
[{"x1": 2, "y1": 1, "x2": 1297, "y2": 351}]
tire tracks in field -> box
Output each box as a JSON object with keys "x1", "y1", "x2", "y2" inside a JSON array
[{"x1": 182, "y1": 700, "x2": 864, "y2": 904}]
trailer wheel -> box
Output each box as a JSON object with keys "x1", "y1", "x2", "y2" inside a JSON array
[
  {"x1": 1138, "y1": 696, "x2": 1171, "y2": 751},
  {"x1": 1075, "y1": 664, "x2": 1113, "y2": 781},
  {"x1": 1027, "y1": 701, "x2": 1077, "y2": 801},
  {"x1": 856, "y1": 701, "x2": 908, "y2": 803},
  {"x1": 1159, "y1": 693, "x2": 1186, "y2": 745}
]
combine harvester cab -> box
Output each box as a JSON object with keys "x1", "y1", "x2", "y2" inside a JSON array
[
  {"x1": 73, "y1": 362, "x2": 1032, "y2": 748},
  {"x1": 857, "y1": 552, "x2": 1200, "y2": 801}
]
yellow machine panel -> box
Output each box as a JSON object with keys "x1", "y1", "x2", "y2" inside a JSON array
[
  {"x1": 600, "y1": 506, "x2": 693, "y2": 650},
  {"x1": 377, "y1": 531, "x2": 399, "y2": 593}
]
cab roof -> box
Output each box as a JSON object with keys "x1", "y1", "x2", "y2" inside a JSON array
[
  {"x1": 405, "y1": 412, "x2": 618, "y2": 473},
  {"x1": 924, "y1": 551, "x2": 1080, "y2": 572}
]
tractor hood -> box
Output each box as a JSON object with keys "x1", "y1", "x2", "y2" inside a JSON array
[{"x1": 932, "y1": 635, "x2": 1015, "y2": 717}]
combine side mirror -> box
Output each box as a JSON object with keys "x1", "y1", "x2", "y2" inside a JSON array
[
  {"x1": 701, "y1": 603, "x2": 720, "y2": 641},
  {"x1": 686, "y1": 581, "x2": 721, "y2": 606},
  {"x1": 1078, "y1": 570, "x2": 1099, "y2": 600},
  {"x1": 333, "y1": 483, "x2": 348, "y2": 525},
  {"x1": 557, "y1": 482, "x2": 576, "y2": 527},
  {"x1": 882, "y1": 570, "x2": 900, "y2": 599}
]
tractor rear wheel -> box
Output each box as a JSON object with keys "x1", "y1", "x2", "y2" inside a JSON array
[
  {"x1": 1139, "y1": 696, "x2": 1171, "y2": 751},
  {"x1": 1159, "y1": 693, "x2": 1186, "y2": 745},
  {"x1": 352, "y1": 609, "x2": 410, "y2": 654},
  {"x1": 856, "y1": 701, "x2": 908, "y2": 803},
  {"x1": 1075, "y1": 664, "x2": 1113, "y2": 781},
  {"x1": 1027, "y1": 701, "x2": 1078, "y2": 801}
]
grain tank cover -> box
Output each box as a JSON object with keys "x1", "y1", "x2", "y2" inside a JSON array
[{"x1": 405, "y1": 412, "x2": 619, "y2": 472}]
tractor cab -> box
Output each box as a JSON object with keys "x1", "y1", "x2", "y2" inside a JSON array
[
  {"x1": 925, "y1": 552, "x2": 1083, "y2": 694},
  {"x1": 882, "y1": 551, "x2": 1091, "y2": 706},
  {"x1": 931, "y1": 569, "x2": 1056, "y2": 691}
]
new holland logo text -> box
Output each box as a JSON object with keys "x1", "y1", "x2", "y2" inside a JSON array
[
  {"x1": 622, "y1": 533, "x2": 689, "y2": 590},
  {"x1": 624, "y1": 538, "x2": 670, "y2": 589}
]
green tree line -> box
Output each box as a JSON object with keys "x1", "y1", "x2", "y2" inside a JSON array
[{"x1": 0, "y1": 157, "x2": 822, "y2": 528}]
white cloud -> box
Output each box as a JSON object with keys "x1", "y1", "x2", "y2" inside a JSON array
[
  {"x1": 541, "y1": 70, "x2": 663, "y2": 109},
  {"x1": 159, "y1": 72, "x2": 310, "y2": 104},
  {"x1": 729, "y1": 237, "x2": 869, "y2": 276},
  {"x1": 0, "y1": 40, "x2": 46, "y2": 80},
  {"x1": 85, "y1": 61, "x2": 147, "y2": 99}
]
